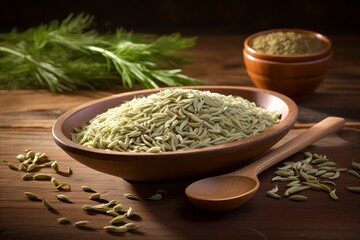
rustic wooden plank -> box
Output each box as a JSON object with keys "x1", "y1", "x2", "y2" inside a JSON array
[{"x1": 0, "y1": 128, "x2": 359, "y2": 240}]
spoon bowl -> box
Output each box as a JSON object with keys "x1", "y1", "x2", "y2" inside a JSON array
[
  {"x1": 186, "y1": 176, "x2": 259, "y2": 211},
  {"x1": 185, "y1": 117, "x2": 345, "y2": 211}
]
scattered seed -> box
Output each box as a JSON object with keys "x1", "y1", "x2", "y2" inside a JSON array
[
  {"x1": 346, "y1": 186, "x2": 360, "y2": 193},
  {"x1": 113, "y1": 203, "x2": 123, "y2": 212},
  {"x1": 284, "y1": 186, "x2": 311, "y2": 196},
  {"x1": 33, "y1": 173, "x2": 52, "y2": 180},
  {"x1": 302, "y1": 182, "x2": 322, "y2": 191},
  {"x1": 351, "y1": 161, "x2": 360, "y2": 171},
  {"x1": 56, "y1": 182, "x2": 71, "y2": 190},
  {"x1": 89, "y1": 193, "x2": 101, "y2": 200},
  {"x1": 109, "y1": 214, "x2": 126, "y2": 224},
  {"x1": 328, "y1": 170, "x2": 340, "y2": 180},
  {"x1": 56, "y1": 194, "x2": 70, "y2": 202},
  {"x1": 81, "y1": 205, "x2": 93, "y2": 212},
  {"x1": 42, "y1": 197, "x2": 55, "y2": 210},
  {"x1": 103, "y1": 225, "x2": 126, "y2": 232},
  {"x1": 287, "y1": 181, "x2": 301, "y2": 187},
  {"x1": 90, "y1": 205, "x2": 108, "y2": 213},
  {"x1": 267, "y1": 191, "x2": 282, "y2": 199},
  {"x1": 124, "y1": 222, "x2": 137, "y2": 230},
  {"x1": 24, "y1": 191, "x2": 41, "y2": 201},
  {"x1": 124, "y1": 193, "x2": 140, "y2": 201},
  {"x1": 51, "y1": 178, "x2": 59, "y2": 187},
  {"x1": 106, "y1": 210, "x2": 120, "y2": 217},
  {"x1": 348, "y1": 169, "x2": 360, "y2": 179},
  {"x1": 322, "y1": 180, "x2": 336, "y2": 186},
  {"x1": 81, "y1": 186, "x2": 95, "y2": 192},
  {"x1": 74, "y1": 221, "x2": 89, "y2": 228},
  {"x1": 57, "y1": 217, "x2": 71, "y2": 224},
  {"x1": 27, "y1": 163, "x2": 38, "y2": 172},
  {"x1": 7, "y1": 163, "x2": 19, "y2": 171},
  {"x1": 318, "y1": 183, "x2": 332, "y2": 192},
  {"x1": 104, "y1": 200, "x2": 116, "y2": 207},
  {"x1": 148, "y1": 193, "x2": 162, "y2": 201},
  {"x1": 329, "y1": 189, "x2": 339, "y2": 201},
  {"x1": 51, "y1": 161, "x2": 59, "y2": 172},
  {"x1": 125, "y1": 207, "x2": 133, "y2": 217},
  {"x1": 21, "y1": 173, "x2": 34, "y2": 181},
  {"x1": 288, "y1": 195, "x2": 308, "y2": 201}
]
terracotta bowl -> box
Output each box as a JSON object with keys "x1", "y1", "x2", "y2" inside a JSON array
[
  {"x1": 52, "y1": 86, "x2": 298, "y2": 182},
  {"x1": 243, "y1": 28, "x2": 333, "y2": 100}
]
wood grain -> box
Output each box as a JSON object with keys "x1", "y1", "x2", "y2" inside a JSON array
[{"x1": 0, "y1": 34, "x2": 360, "y2": 240}]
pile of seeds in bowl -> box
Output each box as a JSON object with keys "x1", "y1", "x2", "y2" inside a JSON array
[
  {"x1": 250, "y1": 31, "x2": 327, "y2": 55},
  {"x1": 267, "y1": 152, "x2": 360, "y2": 201},
  {"x1": 71, "y1": 88, "x2": 280, "y2": 153}
]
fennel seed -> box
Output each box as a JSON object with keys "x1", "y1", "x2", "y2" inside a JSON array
[
  {"x1": 74, "y1": 221, "x2": 89, "y2": 228},
  {"x1": 89, "y1": 193, "x2": 101, "y2": 200},
  {"x1": 56, "y1": 194, "x2": 70, "y2": 202},
  {"x1": 351, "y1": 161, "x2": 360, "y2": 171},
  {"x1": 124, "y1": 193, "x2": 140, "y2": 201},
  {"x1": 21, "y1": 173, "x2": 34, "y2": 181},
  {"x1": 348, "y1": 169, "x2": 360, "y2": 178},
  {"x1": 109, "y1": 214, "x2": 126, "y2": 224},
  {"x1": 81, "y1": 186, "x2": 95, "y2": 192},
  {"x1": 288, "y1": 195, "x2": 308, "y2": 201},
  {"x1": 148, "y1": 193, "x2": 162, "y2": 201},
  {"x1": 57, "y1": 217, "x2": 71, "y2": 224},
  {"x1": 42, "y1": 197, "x2": 55, "y2": 210},
  {"x1": 346, "y1": 186, "x2": 360, "y2": 193},
  {"x1": 24, "y1": 191, "x2": 41, "y2": 201},
  {"x1": 329, "y1": 189, "x2": 339, "y2": 201}
]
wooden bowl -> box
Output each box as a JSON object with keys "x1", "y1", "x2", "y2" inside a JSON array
[
  {"x1": 243, "y1": 29, "x2": 333, "y2": 100},
  {"x1": 52, "y1": 86, "x2": 298, "y2": 182}
]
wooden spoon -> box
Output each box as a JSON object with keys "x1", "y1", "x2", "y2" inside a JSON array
[{"x1": 185, "y1": 117, "x2": 345, "y2": 211}]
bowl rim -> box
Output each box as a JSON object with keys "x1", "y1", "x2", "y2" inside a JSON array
[
  {"x1": 243, "y1": 28, "x2": 332, "y2": 62},
  {"x1": 52, "y1": 86, "x2": 298, "y2": 158}
]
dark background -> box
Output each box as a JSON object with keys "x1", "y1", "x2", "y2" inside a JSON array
[{"x1": 0, "y1": 0, "x2": 359, "y2": 35}]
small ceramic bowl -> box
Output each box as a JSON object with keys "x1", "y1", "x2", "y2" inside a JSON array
[
  {"x1": 52, "y1": 86, "x2": 298, "y2": 182},
  {"x1": 243, "y1": 28, "x2": 332, "y2": 100}
]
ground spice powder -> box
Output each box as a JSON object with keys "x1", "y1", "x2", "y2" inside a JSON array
[{"x1": 250, "y1": 31, "x2": 327, "y2": 55}]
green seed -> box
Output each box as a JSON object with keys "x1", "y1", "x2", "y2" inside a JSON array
[
  {"x1": 21, "y1": 173, "x2": 34, "y2": 181},
  {"x1": 81, "y1": 186, "x2": 94, "y2": 192},
  {"x1": 89, "y1": 193, "x2": 101, "y2": 200},
  {"x1": 56, "y1": 194, "x2": 70, "y2": 202},
  {"x1": 124, "y1": 222, "x2": 137, "y2": 230},
  {"x1": 74, "y1": 221, "x2": 89, "y2": 228},
  {"x1": 103, "y1": 225, "x2": 124, "y2": 232},
  {"x1": 42, "y1": 197, "x2": 55, "y2": 210},
  {"x1": 346, "y1": 186, "x2": 360, "y2": 193},
  {"x1": 288, "y1": 195, "x2": 308, "y2": 201},
  {"x1": 7, "y1": 163, "x2": 19, "y2": 171},
  {"x1": 33, "y1": 173, "x2": 52, "y2": 180},
  {"x1": 329, "y1": 189, "x2": 339, "y2": 201},
  {"x1": 51, "y1": 161, "x2": 59, "y2": 172},
  {"x1": 351, "y1": 161, "x2": 360, "y2": 171},
  {"x1": 148, "y1": 193, "x2": 162, "y2": 201},
  {"x1": 109, "y1": 214, "x2": 126, "y2": 224},
  {"x1": 24, "y1": 191, "x2": 41, "y2": 201},
  {"x1": 348, "y1": 169, "x2": 360, "y2": 178},
  {"x1": 113, "y1": 203, "x2": 123, "y2": 212},
  {"x1": 124, "y1": 193, "x2": 140, "y2": 201},
  {"x1": 267, "y1": 191, "x2": 281, "y2": 199},
  {"x1": 57, "y1": 217, "x2": 71, "y2": 224}
]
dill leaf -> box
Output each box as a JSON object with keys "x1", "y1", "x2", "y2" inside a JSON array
[{"x1": 0, "y1": 13, "x2": 202, "y2": 92}]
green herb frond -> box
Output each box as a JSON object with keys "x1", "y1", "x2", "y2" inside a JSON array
[{"x1": 0, "y1": 13, "x2": 202, "y2": 92}]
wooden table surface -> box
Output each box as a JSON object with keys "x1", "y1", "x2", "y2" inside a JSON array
[{"x1": 1, "y1": 35, "x2": 359, "y2": 240}]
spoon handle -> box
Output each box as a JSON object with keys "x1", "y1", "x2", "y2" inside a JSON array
[{"x1": 230, "y1": 117, "x2": 345, "y2": 177}]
